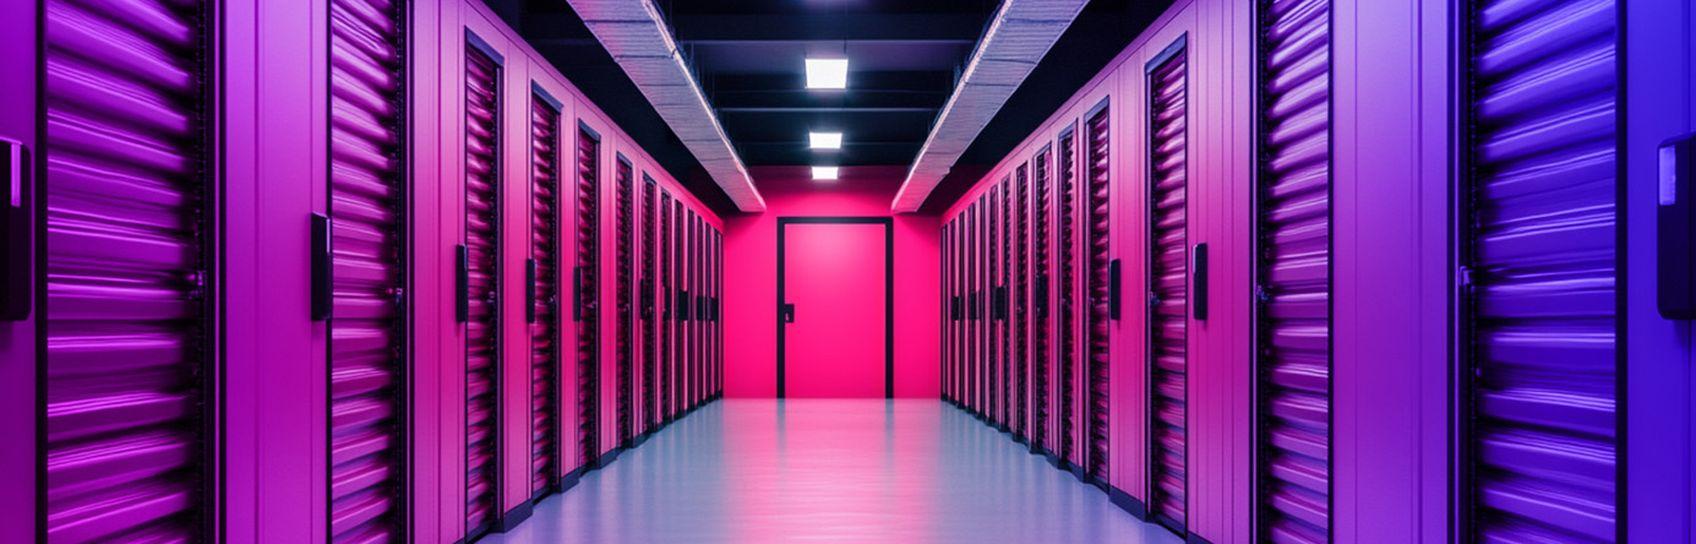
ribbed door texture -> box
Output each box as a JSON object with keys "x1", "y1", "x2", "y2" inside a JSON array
[
  {"x1": 659, "y1": 191, "x2": 673, "y2": 421},
  {"x1": 1256, "y1": 0, "x2": 1332, "y2": 541},
  {"x1": 1462, "y1": 0, "x2": 1619, "y2": 542},
  {"x1": 43, "y1": 0, "x2": 212, "y2": 540},
  {"x1": 943, "y1": 224, "x2": 954, "y2": 402},
  {"x1": 463, "y1": 44, "x2": 502, "y2": 535},
  {"x1": 995, "y1": 184, "x2": 1008, "y2": 427},
  {"x1": 642, "y1": 178, "x2": 659, "y2": 429},
  {"x1": 671, "y1": 202, "x2": 684, "y2": 415},
  {"x1": 573, "y1": 129, "x2": 601, "y2": 469},
  {"x1": 528, "y1": 96, "x2": 562, "y2": 499},
  {"x1": 969, "y1": 204, "x2": 980, "y2": 411},
  {"x1": 1058, "y1": 129, "x2": 1080, "y2": 468},
  {"x1": 1084, "y1": 106, "x2": 1112, "y2": 485},
  {"x1": 1147, "y1": 48, "x2": 1190, "y2": 529},
  {"x1": 615, "y1": 160, "x2": 634, "y2": 446},
  {"x1": 1032, "y1": 148, "x2": 1053, "y2": 454},
  {"x1": 1014, "y1": 165, "x2": 1030, "y2": 441},
  {"x1": 328, "y1": 0, "x2": 409, "y2": 539}
]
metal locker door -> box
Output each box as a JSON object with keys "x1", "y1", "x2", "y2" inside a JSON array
[
  {"x1": 42, "y1": 0, "x2": 215, "y2": 540},
  {"x1": 1460, "y1": 0, "x2": 1620, "y2": 542},
  {"x1": 462, "y1": 40, "x2": 503, "y2": 537},
  {"x1": 641, "y1": 177, "x2": 658, "y2": 430},
  {"x1": 1057, "y1": 126, "x2": 1080, "y2": 469},
  {"x1": 1032, "y1": 147, "x2": 1053, "y2": 455},
  {"x1": 1146, "y1": 43, "x2": 1188, "y2": 530},
  {"x1": 658, "y1": 191, "x2": 673, "y2": 421},
  {"x1": 1256, "y1": 0, "x2": 1333, "y2": 541},
  {"x1": 572, "y1": 126, "x2": 601, "y2": 471},
  {"x1": 1014, "y1": 164, "x2": 1030, "y2": 441},
  {"x1": 613, "y1": 158, "x2": 634, "y2": 446},
  {"x1": 527, "y1": 90, "x2": 563, "y2": 501}
]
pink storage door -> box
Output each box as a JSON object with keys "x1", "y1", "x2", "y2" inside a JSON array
[
  {"x1": 1255, "y1": 0, "x2": 1333, "y2": 541},
  {"x1": 1014, "y1": 164, "x2": 1031, "y2": 442},
  {"x1": 671, "y1": 200, "x2": 685, "y2": 412},
  {"x1": 1460, "y1": 0, "x2": 1620, "y2": 542},
  {"x1": 942, "y1": 223, "x2": 954, "y2": 402},
  {"x1": 527, "y1": 91, "x2": 563, "y2": 499},
  {"x1": 970, "y1": 202, "x2": 983, "y2": 414},
  {"x1": 614, "y1": 158, "x2": 634, "y2": 446},
  {"x1": 641, "y1": 177, "x2": 659, "y2": 429},
  {"x1": 1032, "y1": 147, "x2": 1054, "y2": 455},
  {"x1": 462, "y1": 40, "x2": 503, "y2": 536},
  {"x1": 1146, "y1": 43, "x2": 1189, "y2": 531},
  {"x1": 572, "y1": 127, "x2": 601, "y2": 469},
  {"x1": 1058, "y1": 126, "x2": 1081, "y2": 469},
  {"x1": 42, "y1": 0, "x2": 214, "y2": 540},
  {"x1": 1084, "y1": 101, "x2": 1113, "y2": 487},
  {"x1": 989, "y1": 184, "x2": 1003, "y2": 425},
  {"x1": 684, "y1": 214, "x2": 697, "y2": 407},
  {"x1": 658, "y1": 191, "x2": 673, "y2": 421},
  {"x1": 327, "y1": 0, "x2": 410, "y2": 538}
]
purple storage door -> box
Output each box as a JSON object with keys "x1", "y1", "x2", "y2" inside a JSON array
[
  {"x1": 975, "y1": 201, "x2": 987, "y2": 414},
  {"x1": 658, "y1": 191, "x2": 673, "y2": 421},
  {"x1": 613, "y1": 158, "x2": 634, "y2": 446},
  {"x1": 1461, "y1": 0, "x2": 1619, "y2": 542},
  {"x1": 1146, "y1": 46, "x2": 1189, "y2": 530},
  {"x1": 641, "y1": 177, "x2": 658, "y2": 429},
  {"x1": 1032, "y1": 147, "x2": 1053, "y2": 454},
  {"x1": 1255, "y1": 0, "x2": 1333, "y2": 541},
  {"x1": 992, "y1": 183, "x2": 1006, "y2": 427},
  {"x1": 967, "y1": 205, "x2": 978, "y2": 413},
  {"x1": 42, "y1": 0, "x2": 212, "y2": 540},
  {"x1": 328, "y1": 0, "x2": 410, "y2": 537},
  {"x1": 527, "y1": 93, "x2": 562, "y2": 500},
  {"x1": 463, "y1": 42, "x2": 502, "y2": 536},
  {"x1": 1014, "y1": 164, "x2": 1030, "y2": 441},
  {"x1": 1057, "y1": 127, "x2": 1080, "y2": 468},
  {"x1": 572, "y1": 127, "x2": 601, "y2": 470},
  {"x1": 1085, "y1": 103, "x2": 1112, "y2": 486},
  {"x1": 685, "y1": 214, "x2": 697, "y2": 407},
  {"x1": 672, "y1": 202, "x2": 684, "y2": 410}
]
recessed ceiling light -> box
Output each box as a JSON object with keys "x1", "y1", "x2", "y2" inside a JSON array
[
  {"x1": 805, "y1": 58, "x2": 848, "y2": 89},
  {"x1": 809, "y1": 132, "x2": 843, "y2": 150},
  {"x1": 812, "y1": 166, "x2": 840, "y2": 181}
]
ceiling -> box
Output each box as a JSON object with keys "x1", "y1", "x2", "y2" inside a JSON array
[{"x1": 491, "y1": 0, "x2": 1169, "y2": 216}]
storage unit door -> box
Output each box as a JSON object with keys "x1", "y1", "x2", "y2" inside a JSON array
[
  {"x1": 944, "y1": 224, "x2": 954, "y2": 402},
  {"x1": 614, "y1": 160, "x2": 633, "y2": 446},
  {"x1": 463, "y1": 44, "x2": 502, "y2": 535},
  {"x1": 1032, "y1": 149, "x2": 1053, "y2": 454},
  {"x1": 1058, "y1": 129, "x2": 1080, "y2": 468},
  {"x1": 1147, "y1": 47, "x2": 1190, "y2": 530},
  {"x1": 573, "y1": 129, "x2": 601, "y2": 469},
  {"x1": 328, "y1": 0, "x2": 410, "y2": 538},
  {"x1": 990, "y1": 186, "x2": 1003, "y2": 425},
  {"x1": 1462, "y1": 0, "x2": 1619, "y2": 541},
  {"x1": 642, "y1": 178, "x2": 658, "y2": 428},
  {"x1": 42, "y1": 0, "x2": 214, "y2": 540},
  {"x1": 527, "y1": 95, "x2": 562, "y2": 499},
  {"x1": 1014, "y1": 166, "x2": 1030, "y2": 441},
  {"x1": 1256, "y1": 0, "x2": 1333, "y2": 541},
  {"x1": 659, "y1": 191, "x2": 672, "y2": 420},
  {"x1": 1085, "y1": 104, "x2": 1113, "y2": 486}
]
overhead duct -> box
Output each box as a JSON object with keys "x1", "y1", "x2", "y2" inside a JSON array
[
  {"x1": 568, "y1": 0, "x2": 766, "y2": 212},
  {"x1": 890, "y1": 0, "x2": 1087, "y2": 213}
]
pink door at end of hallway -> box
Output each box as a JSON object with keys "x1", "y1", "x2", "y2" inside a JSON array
[{"x1": 782, "y1": 221, "x2": 890, "y2": 398}]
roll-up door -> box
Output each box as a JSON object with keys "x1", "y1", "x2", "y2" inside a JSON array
[
  {"x1": 1032, "y1": 147, "x2": 1053, "y2": 455},
  {"x1": 943, "y1": 224, "x2": 954, "y2": 403},
  {"x1": 684, "y1": 214, "x2": 697, "y2": 407},
  {"x1": 1014, "y1": 164, "x2": 1030, "y2": 441},
  {"x1": 672, "y1": 202, "x2": 685, "y2": 411},
  {"x1": 1146, "y1": 45, "x2": 1189, "y2": 530},
  {"x1": 463, "y1": 42, "x2": 502, "y2": 536},
  {"x1": 1256, "y1": 0, "x2": 1332, "y2": 541},
  {"x1": 658, "y1": 191, "x2": 673, "y2": 421},
  {"x1": 1461, "y1": 1, "x2": 1619, "y2": 542},
  {"x1": 966, "y1": 205, "x2": 978, "y2": 413},
  {"x1": 42, "y1": 0, "x2": 214, "y2": 540},
  {"x1": 1057, "y1": 127, "x2": 1080, "y2": 469},
  {"x1": 614, "y1": 158, "x2": 634, "y2": 446},
  {"x1": 975, "y1": 202, "x2": 987, "y2": 415},
  {"x1": 573, "y1": 127, "x2": 601, "y2": 470},
  {"x1": 990, "y1": 184, "x2": 1003, "y2": 426},
  {"x1": 1084, "y1": 102, "x2": 1113, "y2": 487},
  {"x1": 641, "y1": 177, "x2": 659, "y2": 429},
  {"x1": 327, "y1": 0, "x2": 409, "y2": 539},
  {"x1": 526, "y1": 92, "x2": 562, "y2": 501}
]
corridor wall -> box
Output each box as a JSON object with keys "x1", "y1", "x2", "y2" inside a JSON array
[
  {"x1": 0, "y1": 0, "x2": 726, "y2": 542},
  {"x1": 935, "y1": 0, "x2": 1696, "y2": 542}
]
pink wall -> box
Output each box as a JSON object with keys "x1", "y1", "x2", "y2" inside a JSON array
[{"x1": 724, "y1": 166, "x2": 939, "y2": 398}]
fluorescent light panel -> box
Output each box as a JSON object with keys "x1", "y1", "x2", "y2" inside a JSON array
[
  {"x1": 812, "y1": 166, "x2": 840, "y2": 180},
  {"x1": 805, "y1": 58, "x2": 848, "y2": 89},
  {"x1": 809, "y1": 131, "x2": 843, "y2": 150}
]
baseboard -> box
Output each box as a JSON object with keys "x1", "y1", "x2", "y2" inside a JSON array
[
  {"x1": 596, "y1": 446, "x2": 624, "y2": 468},
  {"x1": 630, "y1": 431, "x2": 651, "y2": 448},
  {"x1": 559, "y1": 465, "x2": 587, "y2": 493},
  {"x1": 1186, "y1": 533, "x2": 1215, "y2": 544},
  {"x1": 1068, "y1": 464, "x2": 1088, "y2": 483},
  {"x1": 499, "y1": 499, "x2": 534, "y2": 532},
  {"x1": 1105, "y1": 485, "x2": 1147, "y2": 520}
]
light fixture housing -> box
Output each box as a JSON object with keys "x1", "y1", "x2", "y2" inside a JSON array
[
  {"x1": 805, "y1": 58, "x2": 849, "y2": 89},
  {"x1": 812, "y1": 166, "x2": 840, "y2": 181},
  {"x1": 809, "y1": 131, "x2": 843, "y2": 150}
]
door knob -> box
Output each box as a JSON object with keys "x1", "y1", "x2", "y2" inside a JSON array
[{"x1": 781, "y1": 303, "x2": 796, "y2": 324}]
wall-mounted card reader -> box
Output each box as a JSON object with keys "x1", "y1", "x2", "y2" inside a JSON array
[{"x1": 1661, "y1": 132, "x2": 1696, "y2": 319}]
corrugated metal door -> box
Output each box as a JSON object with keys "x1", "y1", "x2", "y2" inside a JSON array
[
  {"x1": 1057, "y1": 128, "x2": 1080, "y2": 468},
  {"x1": 1256, "y1": 0, "x2": 1332, "y2": 541},
  {"x1": 1461, "y1": 1, "x2": 1619, "y2": 542},
  {"x1": 1014, "y1": 164, "x2": 1030, "y2": 441},
  {"x1": 671, "y1": 198, "x2": 684, "y2": 417},
  {"x1": 642, "y1": 178, "x2": 658, "y2": 429},
  {"x1": 1032, "y1": 148, "x2": 1052, "y2": 454},
  {"x1": 1085, "y1": 104, "x2": 1112, "y2": 485},
  {"x1": 658, "y1": 191, "x2": 672, "y2": 421},
  {"x1": 573, "y1": 128, "x2": 601, "y2": 469},
  {"x1": 42, "y1": 0, "x2": 213, "y2": 540},
  {"x1": 968, "y1": 204, "x2": 979, "y2": 413},
  {"x1": 614, "y1": 159, "x2": 633, "y2": 446},
  {"x1": 1147, "y1": 48, "x2": 1189, "y2": 530},
  {"x1": 463, "y1": 43, "x2": 502, "y2": 535},
  {"x1": 528, "y1": 93, "x2": 562, "y2": 500},
  {"x1": 988, "y1": 186, "x2": 1001, "y2": 425},
  {"x1": 976, "y1": 201, "x2": 988, "y2": 414}
]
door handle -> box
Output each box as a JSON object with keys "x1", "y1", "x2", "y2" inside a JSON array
[
  {"x1": 1193, "y1": 243, "x2": 1209, "y2": 321},
  {"x1": 455, "y1": 245, "x2": 470, "y2": 322},
  {"x1": 526, "y1": 258, "x2": 537, "y2": 324},
  {"x1": 311, "y1": 213, "x2": 332, "y2": 321},
  {"x1": 1108, "y1": 258, "x2": 1122, "y2": 321},
  {"x1": 781, "y1": 303, "x2": 796, "y2": 324},
  {"x1": 2, "y1": 138, "x2": 28, "y2": 320}
]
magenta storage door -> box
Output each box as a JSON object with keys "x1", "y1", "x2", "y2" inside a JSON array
[
  {"x1": 328, "y1": 0, "x2": 409, "y2": 539},
  {"x1": 614, "y1": 158, "x2": 634, "y2": 446},
  {"x1": 1057, "y1": 127, "x2": 1080, "y2": 469},
  {"x1": 1084, "y1": 103, "x2": 1112, "y2": 486},
  {"x1": 572, "y1": 128, "x2": 601, "y2": 468},
  {"x1": 528, "y1": 91, "x2": 562, "y2": 499},
  {"x1": 658, "y1": 191, "x2": 673, "y2": 421},
  {"x1": 640, "y1": 177, "x2": 658, "y2": 430},
  {"x1": 669, "y1": 199, "x2": 683, "y2": 414},
  {"x1": 1256, "y1": 0, "x2": 1333, "y2": 541},
  {"x1": 942, "y1": 224, "x2": 954, "y2": 402},
  {"x1": 782, "y1": 223, "x2": 889, "y2": 398},
  {"x1": 462, "y1": 40, "x2": 502, "y2": 536},
  {"x1": 1461, "y1": 0, "x2": 1619, "y2": 542},
  {"x1": 42, "y1": 0, "x2": 213, "y2": 540},
  {"x1": 991, "y1": 184, "x2": 1005, "y2": 426},
  {"x1": 1013, "y1": 164, "x2": 1030, "y2": 441},
  {"x1": 1031, "y1": 147, "x2": 1053, "y2": 455},
  {"x1": 1146, "y1": 43, "x2": 1189, "y2": 531}
]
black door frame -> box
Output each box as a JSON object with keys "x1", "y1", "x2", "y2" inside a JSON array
[{"x1": 776, "y1": 216, "x2": 895, "y2": 399}]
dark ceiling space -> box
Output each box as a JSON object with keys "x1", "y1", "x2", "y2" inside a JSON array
[{"x1": 487, "y1": 0, "x2": 1170, "y2": 216}]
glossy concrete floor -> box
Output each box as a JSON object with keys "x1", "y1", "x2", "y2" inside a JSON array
[{"x1": 486, "y1": 399, "x2": 1184, "y2": 544}]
